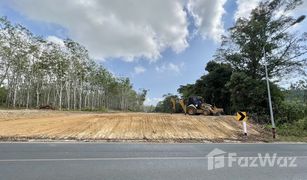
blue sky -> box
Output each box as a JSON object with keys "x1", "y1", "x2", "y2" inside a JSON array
[{"x1": 0, "y1": 0, "x2": 306, "y2": 105}]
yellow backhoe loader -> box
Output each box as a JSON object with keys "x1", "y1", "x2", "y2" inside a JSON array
[{"x1": 171, "y1": 96, "x2": 223, "y2": 116}]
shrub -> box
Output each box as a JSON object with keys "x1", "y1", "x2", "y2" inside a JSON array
[
  {"x1": 227, "y1": 72, "x2": 284, "y2": 123},
  {"x1": 277, "y1": 117, "x2": 307, "y2": 137},
  {"x1": 275, "y1": 101, "x2": 307, "y2": 125}
]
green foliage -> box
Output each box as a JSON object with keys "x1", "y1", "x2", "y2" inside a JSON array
[
  {"x1": 275, "y1": 101, "x2": 307, "y2": 124},
  {"x1": 285, "y1": 79, "x2": 307, "y2": 104},
  {"x1": 178, "y1": 61, "x2": 232, "y2": 113},
  {"x1": 82, "y1": 106, "x2": 108, "y2": 113},
  {"x1": 0, "y1": 87, "x2": 7, "y2": 105},
  {"x1": 227, "y1": 72, "x2": 284, "y2": 123},
  {"x1": 155, "y1": 94, "x2": 183, "y2": 113},
  {"x1": 143, "y1": 105, "x2": 156, "y2": 113},
  {"x1": 177, "y1": 84, "x2": 195, "y2": 100},
  {"x1": 217, "y1": 0, "x2": 306, "y2": 79},
  {"x1": 274, "y1": 80, "x2": 307, "y2": 138},
  {"x1": 202, "y1": 62, "x2": 232, "y2": 113},
  {"x1": 278, "y1": 117, "x2": 307, "y2": 137}
]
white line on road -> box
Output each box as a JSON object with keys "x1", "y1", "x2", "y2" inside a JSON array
[{"x1": 1, "y1": 156, "x2": 307, "y2": 162}]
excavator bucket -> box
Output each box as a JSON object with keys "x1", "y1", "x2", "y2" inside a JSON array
[{"x1": 211, "y1": 106, "x2": 224, "y2": 116}]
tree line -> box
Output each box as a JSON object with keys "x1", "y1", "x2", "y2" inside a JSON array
[{"x1": 0, "y1": 17, "x2": 147, "y2": 111}]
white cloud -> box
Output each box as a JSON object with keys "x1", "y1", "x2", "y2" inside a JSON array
[
  {"x1": 144, "y1": 97, "x2": 163, "y2": 106},
  {"x1": 46, "y1": 36, "x2": 65, "y2": 47},
  {"x1": 9, "y1": 0, "x2": 189, "y2": 61},
  {"x1": 134, "y1": 66, "x2": 146, "y2": 74},
  {"x1": 187, "y1": 0, "x2": 227, "y2": 42},
  {"x1": 5, "y1": 0, "x2": 235, "y2": 60},
  {"x1": 155, "y1": 62, "x2": 184, "y2": 73},
  {"x1": 234, "y1": 0, "x2": 261, "y2": 20},
  {"x1": 168, "y1": 63, "x2": 182, "y2": 73}
]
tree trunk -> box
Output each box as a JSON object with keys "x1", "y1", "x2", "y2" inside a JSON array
[
  {"x1": 73, "y1": 81, "x2": 76, "y2": 110},
  {"x1": 26, "y1": 88, "x2": 30, "y2": 109},
  {"x1": 66, "y1": 81, "x2": 70, "y2": 110},
  {"x1": 36, "y1": 85, "x2": 40, "y2": 108},
  {"x1": 59, "y1": 82, "x2": 63, "y2": 110},
  {"x1": 13, "y1": 82, "x2": 17, "y2": 108},
  {"x1": 79, "y1": 81, "x2": 83, "y2": 110},
  {"x1": 47, "y1": 88, "x2": 50, "y2": 105}
]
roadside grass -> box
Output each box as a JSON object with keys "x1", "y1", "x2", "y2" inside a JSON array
[
  {"x1": 276, "y1": 135, "x2": 307, "y2": 142},
  {"x1": 267, "y1": 117, "x2": 307, "y2": 142}
]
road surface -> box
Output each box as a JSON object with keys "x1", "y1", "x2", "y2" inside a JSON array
[{"x1": 0, "y1": 142, "x2": 306, "y2": 180}]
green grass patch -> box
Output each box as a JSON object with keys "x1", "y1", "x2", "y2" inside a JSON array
[{"x1": 274, "y1": 117, "x2": 307, "y2": 140}]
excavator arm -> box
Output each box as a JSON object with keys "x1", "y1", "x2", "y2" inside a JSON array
[{"x1": 170, "y1": 98, "x2": 187, "y2": 114}]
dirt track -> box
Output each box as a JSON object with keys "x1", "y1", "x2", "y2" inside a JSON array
[{"x1": 0, "y1": 110, "x2": 264, "y2": 142}]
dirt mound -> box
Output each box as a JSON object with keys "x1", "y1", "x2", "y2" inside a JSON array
[{"x1": 0, "y1": 111, "x2": 266, "y2": 142}]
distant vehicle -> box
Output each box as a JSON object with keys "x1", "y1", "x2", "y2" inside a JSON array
[{"x1": 171, "y1": 96, "x2": 223, "y2": 116}]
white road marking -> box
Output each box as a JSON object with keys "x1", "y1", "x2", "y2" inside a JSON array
[{"x1": 1, "y1": 156, "x2": 307, "y2": 162}]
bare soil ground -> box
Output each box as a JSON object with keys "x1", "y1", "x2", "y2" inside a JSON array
[{"x1": 0, "y1": 110, "x2": 267, "y2": 142}]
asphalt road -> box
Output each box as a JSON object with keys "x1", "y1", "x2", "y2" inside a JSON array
[{"x1": 0, "y1": 142, "x2": 306, "y2": 180}]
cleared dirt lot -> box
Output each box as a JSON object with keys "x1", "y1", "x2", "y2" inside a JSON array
[{"x1": 0, "y1": 110, "x2": 265, "y2": 142}]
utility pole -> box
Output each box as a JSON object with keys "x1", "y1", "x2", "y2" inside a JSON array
[
  {"x1": 263, "y1": 47, "x2": 276, "y2": 138},
  {"x1": 264, "y1": 15, "x2": 305, "y2": 139}
]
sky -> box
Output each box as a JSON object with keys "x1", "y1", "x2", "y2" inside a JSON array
[{"x1": 0, "y1": 0, "x2": 306, "y2": 105}]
